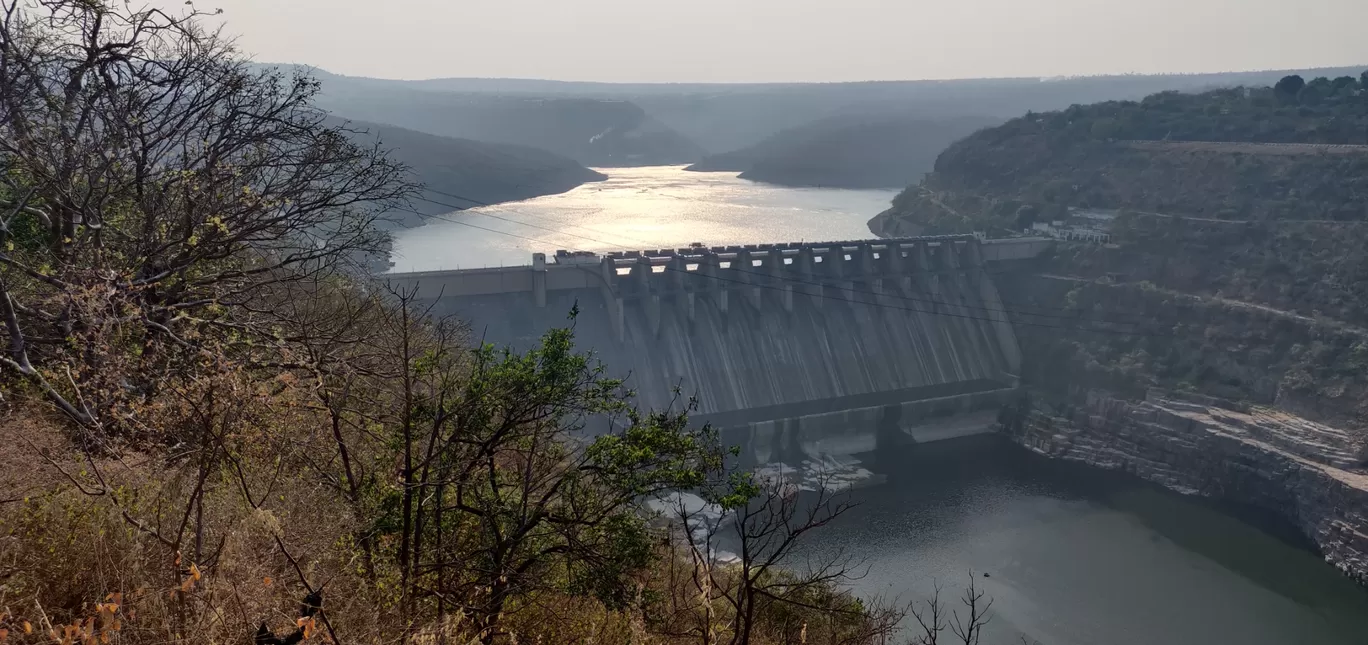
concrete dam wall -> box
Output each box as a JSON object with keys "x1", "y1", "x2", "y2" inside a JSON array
[{"x1": 389, "y1": 236, "x2": 1050, "y2": 461}]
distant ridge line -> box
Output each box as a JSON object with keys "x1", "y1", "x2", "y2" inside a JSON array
[{"x1": 1120, "y1": 140, "x2": 1368, "y2": 155}]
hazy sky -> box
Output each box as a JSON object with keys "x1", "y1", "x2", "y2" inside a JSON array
[{"x1": 183, "y1": 0, "x2": 1368, "y2": 82}]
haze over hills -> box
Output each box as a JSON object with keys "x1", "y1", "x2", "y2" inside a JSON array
[
  {"x1": 685, "y1": 114, "x2": 1001, "y2": 189},
  {"x1": 291, "y1": 63, "x2": 1368, "y2": 205},
  {"x1": 310, "y1": 69, "x2": 706, "y2": 167},
  {"x1": 327, "y1": 116, "x2": 606, "y2": 227},
  {"x1": 299, "y1": 66, "x2": 1368, "y2": 154}
]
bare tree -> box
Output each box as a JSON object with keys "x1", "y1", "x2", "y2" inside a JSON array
[
  {"x1": 663, "y1": 493, "x2": 733, "y2": 645},
  {"x1": 723, "y1": 469, "x2": 862, "y2": 645},
  {"x1": 949, "y1": 574, "x2": 993, "y2": 645},
  {"x1": 664, "y1": 467, "x2": 902, "y2": 645},
  {"x1": 909, "y1": 582, "x2": 948, "y2": 645},
  {"x1": 905, "y1": 574, "x2": 995, "y2": 645},
  {"x1": 0, "y1": 0, "x2": 411, "y2": 437}
]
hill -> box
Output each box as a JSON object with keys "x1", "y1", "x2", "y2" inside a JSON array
[
  {"x1": 281, "y1": 65, "x2": 1368, "y2": 157},
  {"x1": 685, "y1": 114, "x2": 999, "y2": 189},
  {"x1": 329, "y1": 117, "x2": 606, "y2": 227},
  {"x1": 312, "y1": 71, "x2": 705, "y2": 167},
  {"x1": 873, "y1": 73, "x2": 1368, "y2": 237},
  {"x1": 869, "y1": 72, "x2": 1368, "y2": 433}
]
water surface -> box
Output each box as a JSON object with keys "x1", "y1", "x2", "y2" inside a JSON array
[
  {"x1": 798, "y1": 435, "x2": 1368, "y2": 645},
  {"x1": 389, "y1": 166, "x2": 896, "y2": 271}
]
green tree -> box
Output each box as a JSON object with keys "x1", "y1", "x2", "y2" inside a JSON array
[
  {"x1": 1273, "y1": 75, "x2": 1306, "y2": 101},
  {"x1": 373, "y1": 304, "x2": 729, "y2": 643},
  {"x1": 0, "y1": 0, "x2": 412, "y2": 434}
]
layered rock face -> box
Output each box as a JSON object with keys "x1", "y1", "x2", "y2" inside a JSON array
[{"x1": 1002, "y1": 390, "x2": 1368, "y2": 583}]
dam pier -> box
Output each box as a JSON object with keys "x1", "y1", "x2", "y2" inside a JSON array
[{"x1": 387, "y1": 235, "x2": 1052, "y2": 463}]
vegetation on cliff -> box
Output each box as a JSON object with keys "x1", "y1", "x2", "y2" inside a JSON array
[
  {"x1": 999, "y1": 273, "x2": 1368, "y2": 431},
  {"x1": 973, "y1": 73, "x2": 1368, "y2": 148},
  {"x1": 876, "y1": 72, "x2": 1368, "y2": 238},
  {"x1": 871, "y1": 75, "x2": 1368, "y2": 445}
]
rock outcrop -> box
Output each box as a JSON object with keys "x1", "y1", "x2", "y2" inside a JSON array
[{"x1": 1002, "y1": 390, "x2": 1368, "y2": 583}]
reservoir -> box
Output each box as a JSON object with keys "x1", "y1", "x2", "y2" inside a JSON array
[{"x1": 388, "y1": 165, "x2": 897, "y2": 271}]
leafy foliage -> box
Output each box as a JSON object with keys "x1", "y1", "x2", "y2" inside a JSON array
[{"x1": 0, "y1": 3, "x2": 904, "y2": 645}]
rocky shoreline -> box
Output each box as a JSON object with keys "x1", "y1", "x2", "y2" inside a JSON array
[{"x1": 1001, "y1": 390, "x2": 1368, "y2": 584}]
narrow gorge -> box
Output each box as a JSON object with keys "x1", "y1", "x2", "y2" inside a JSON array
[{"x1": 871, "y1": 77, "x2": 1368, "y2": 586}]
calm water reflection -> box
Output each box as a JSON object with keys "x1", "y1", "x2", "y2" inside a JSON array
[
  {"x1": 388, "y1": 166, "x2": 896, "y2": 271},
  {"x1": 798, "y1": 435, "x2": 1368, "y2": 645}
]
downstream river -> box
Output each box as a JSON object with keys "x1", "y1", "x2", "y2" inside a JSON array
[
  {"x1": 390, "y1": 166, "x2": 1368, "y2": 641},
  {"x1": 388, "y1": 166, "x2": 896, "y2": 272},
  {"x1": 801, "y1": 435, "x2": 1368, "y2": 645}
]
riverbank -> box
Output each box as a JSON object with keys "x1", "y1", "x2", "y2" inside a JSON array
[{"x1": 1001, "y1": 389, "x2": 1368, "y2": 584}]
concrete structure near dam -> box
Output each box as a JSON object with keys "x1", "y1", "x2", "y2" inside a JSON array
[{"x1": 387, "y1": 235, "x2": 1053, "y2": 464}]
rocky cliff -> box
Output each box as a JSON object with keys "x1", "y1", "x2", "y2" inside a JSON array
[
  {"x1": 1002, "y1": 390, "x2": 1368, "y2": 583},
  {"x1": 865, "y1": 73, "x2": 1368, "y2": 588}
]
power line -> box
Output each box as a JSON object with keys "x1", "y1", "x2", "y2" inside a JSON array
[
  {"x1": 411, "y1": 194, "x2": 645, "y2": 249},
  {"x1": 654, "y1": 263, "x2": 1168, "y2": 338},
  {"x1": 393, "y1": 204, "x2": 1170, "y2": 339},
  {"x1": 409, "y1": 190, "x2": 1156, "y2": 323},
  {"x1": 395, "y1": 205, "x2": 549, "y2": 245},
  {"x1": 405, "y1": 194, "x2": 1156, "y2": 327},
  {"x1": 404, "y1": 192, "x2": 1157, "y2": 326}
]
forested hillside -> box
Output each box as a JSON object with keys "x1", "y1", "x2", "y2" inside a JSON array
[
  {"x1": 313, "y1": 73, "x2": 706, "y2": 167},
  {"x1": 875, "y1": 73, "x2": 1368, "y2": 237},
  {"x1": 870, "y1": 73, "x2": 1368, "y2": 430},
  {"x1": 294, "y1": 65, "x2": 1368, "y2": 157},
  {"x1": 331, "y1": 117, "x2": 606, "y2": 226},
  {"x1": 687, "y1": 114, "x2": 999, "y2": 189}
]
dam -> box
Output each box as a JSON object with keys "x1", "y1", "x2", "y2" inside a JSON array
[{"x1": 388, "y1": 235, "x2": 1053, "y2": 461}]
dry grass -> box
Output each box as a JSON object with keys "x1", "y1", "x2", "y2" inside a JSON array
[{"x1": 0, "y1": 408, "x2": 73, "y2": 505}]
